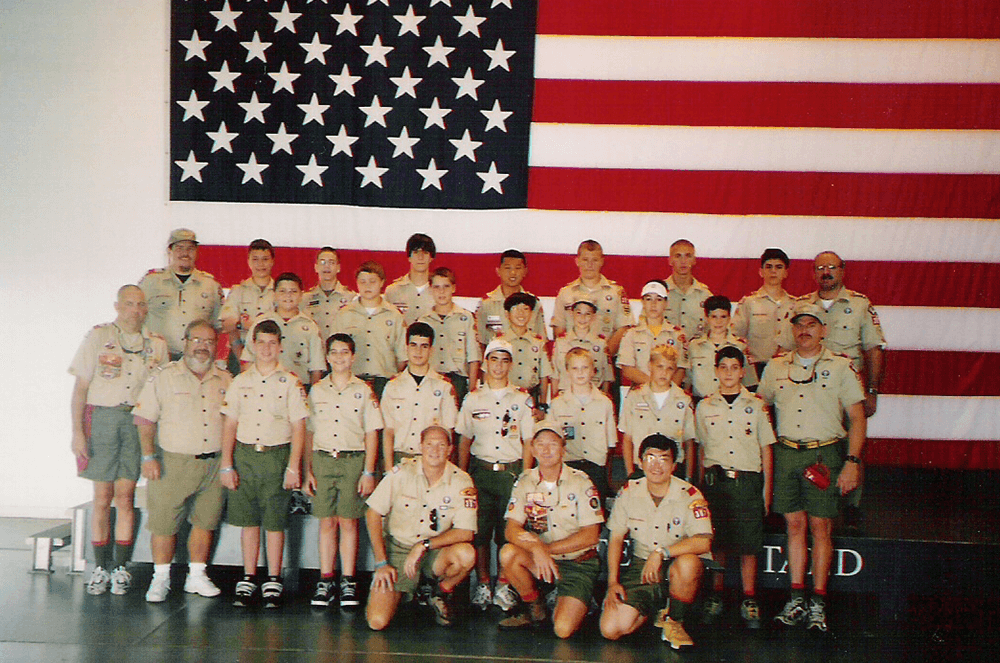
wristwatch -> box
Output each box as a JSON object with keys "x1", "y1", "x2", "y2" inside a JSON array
[
  {"x1": 867, "y1": 387, "x2": 879, "y2": 395},
  {"x1": 422, "y1": 538, "x2": 431, "y2": 551},
  {"x1": 844, "y1": 455, "x2": 862, "y2": 465}
]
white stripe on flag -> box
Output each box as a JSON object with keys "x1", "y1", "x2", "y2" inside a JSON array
[
  {"x1": 528, "y1": 124, "x2": 1000, "y2": 174},
  {"x1": 871, "y1": 395, "x2": 1000, "y2": 440},
  {"x1": 535, "y1": 36, "x2": 1000, "y2": 84},
  {"x1": 876, "y1": 307, "x2": 1000, "y2": 353}
]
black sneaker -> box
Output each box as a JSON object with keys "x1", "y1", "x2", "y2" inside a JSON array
[
  {"x1": 261, "y1": 579, "x2": 283, "y2": 609},
  {"x1": 340, "y1": 576, "x2": 359, "y2": 609},
  {"x1": 311, "y1": 580, "x2": 334, "y2": 607},
  {"x1": 233, "y1": 579, "x2": 257, "y2": 608}
]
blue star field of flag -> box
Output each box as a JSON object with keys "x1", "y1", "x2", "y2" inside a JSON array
[{"x1": 170, "y1": 0, "x2": 536, "y2": 208}]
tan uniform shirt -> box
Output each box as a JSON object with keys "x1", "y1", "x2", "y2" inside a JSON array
[
  {"x1": 616, "y1": 319, "x2": 690, "y2": 374},
  {"x1": 695, "y1": 388, "x2": 775, "y2": 472},
  {"x1": 505, "y1": 464, "x2": 605, "y2": 560},
  {"x1": 307, "y1": 375, "x2": 383, "y2": 453},
  {"x1": 303, "y1": 282, "x2": 355, "y2": 343},
  {"x1": 476, "y1": 286, "x2": 547, "y2": 345},
  {"x1": 665, "y1": 275, "x2": 713, "y2": 340},
  {"x1": 221, "y1": 365, "x2": 309, "y2": 446},
  {"x1": 779, "y1": 289, "x2": 888, "y2": 373},
  {"x1": 549, "y1": 387, "x2": 617, "y2": 466},
  {"x1": 687, "y1": 332, "x2": 757, "y2": 399},
  {"x1": 757, "y1": 348, "x2": 865, "y2": 442},
  {"x1": 385, "y1": 274, "x2": 435, "y2": 326},
  {"x1": 551, "y1": 328, "x2": 612, "y2": 387},
  {"x1": 139, "y1": 268, "x2": 223, "y2": 355},
  {"x1": 381, "y1": 370, "x2": 459, "y2": 455},
  {"x1": 732, "y1": 287, "x2": 795, "y2": 363},
  {"x1": 367, "y1": 458, "x2": 478, "y2": 547},
  {"x1": 69, "y1": 323, "x2": 169, "y2": 407},
  {"x1": 618, "y1": 384, "x2": 695, "y2": 465},
  {"x1": 607, "y1": 476, "x2": 713, "y2": 561},
  {"x1": 419, "y1": 306, "x2": 480, "y2": 377},
  {"x1": 219, "y1": 278, "x2": 275, "y2": 344},
  {"x1": 457, "y1": 386, "x2": 535, "y2": 463},
  {"x1": 331, "y1": 299, "x2": 407, "y2": 378},
  {"x1": 241, "y1": 311, "x2": 325, "y2": 384},
  {"x1": 132, "y1": 361, "x2": 232, "y2": 455},
  {"x1": 494, "y1": 330, "x2": 554, "y2": 391},
  {"x1": 551, "y1": 276, "x2": 632, "y2": 339}
]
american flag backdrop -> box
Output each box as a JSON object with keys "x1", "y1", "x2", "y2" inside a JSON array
[{"x1": 169, "y1": 0, "x2": 1000, "y2": 469}]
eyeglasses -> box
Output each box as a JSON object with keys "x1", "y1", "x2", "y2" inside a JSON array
[
  {"x1": 787, "y1": 361, "x2": 818, "y2": 385},
  {"x1": 643, "y1": 453, "x2": 673, "y2": 466},
  {"x1": 815, "y1": 264, "x2": 842, "y2": 272}
]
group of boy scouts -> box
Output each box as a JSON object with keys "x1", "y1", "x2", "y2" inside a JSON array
[{"x1": 69, "y1": 227, "x2": 886, "y2": 649}]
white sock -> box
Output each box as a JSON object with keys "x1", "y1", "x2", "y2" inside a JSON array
[
  {"x1": 153, "y1": 564, "x2": 170, "y2": 578},
  {"x1": 189, "y1": 562, "x2": 208, "y2": 577}
]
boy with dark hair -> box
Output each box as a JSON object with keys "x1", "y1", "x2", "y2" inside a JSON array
[
  {"x1": 386, "y1": 232, "x2": 437, "y2": 326},
  {"x1": 732, "y1": 248, "x2": 795, "y2": 378},
  {"x1": 495, "y1": 292, "x2": 553, "y2": 417},
  {"x1": 420, "y1": 267, "x2": 480, "y2": 404},
  {"x1": 550, "y1": 297, "x2": 613, "y2": 396},
  {"x1": 687, "y1": 295, "x2": 756, "y2": 400},
  {"x1": 220, "y1": 239, "x2": 276, "y2": 368},
  {"x1": 476, "y1": 249, "x2": 546, "y2": 346}
]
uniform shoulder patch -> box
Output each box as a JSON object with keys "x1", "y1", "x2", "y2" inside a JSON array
[
  {"x1": 461, "y1": 487, "x2": 477, "y2": 496},
  {"x1": 686, "y1": 486, "x2": 697, "y2": 496}
]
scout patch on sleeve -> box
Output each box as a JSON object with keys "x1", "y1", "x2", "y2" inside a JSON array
[
  {"x1": 586, "y1": 486, "x2": 599, "y2": 498},
  {"x1": 868, "y1": 305, "x2": 881, "y2": 326},
  {"x1": 690, "y1": 498, "x2": 711, "y2": 519},
  {"x1": 462, "y1": 486, "x2": 478, "y2": 509}
]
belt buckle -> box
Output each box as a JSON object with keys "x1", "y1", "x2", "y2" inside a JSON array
[
  {"x1": 724, "y1": 469, "x2": 738, "y2": 480},
  {"x1": 254, "y1": 444, "x2": 265, "y2": 453},
  {"x1": 328, "y1": 449, "x2": 340, "y2": 458},
  {"x1": 492, "y1": 462, "x2": 503, "y2": 471}
]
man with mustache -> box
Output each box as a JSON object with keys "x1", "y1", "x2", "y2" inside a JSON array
[{"x1": 133, "y1": 320, "x2": 232, "y2": 602}]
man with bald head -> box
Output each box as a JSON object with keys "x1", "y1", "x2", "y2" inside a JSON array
[
  {"x1": 70, "y1": 285, "x2": 169, "y2": 595},
  {"x1": 139, "y1": 228, "x2": 223, "y2": 360}
]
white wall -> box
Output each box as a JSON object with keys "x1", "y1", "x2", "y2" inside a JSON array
[{"x1": 1, "y1": 1, "x2": 176, "y2": 516}]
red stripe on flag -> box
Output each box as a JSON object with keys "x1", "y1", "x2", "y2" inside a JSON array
[
  {"x1": 199, "y1": 247, "x2": 1000, "y2": 310},
  {"x1": 537, "y1": 0, "x2": 1000, "y2": 38},
  {"x1": 526, "y1": 168, "x2": 1000, "y2": 220},
  {"x1": 882, "y1": 351, "x2": 1000, "y2": 397},
  {"x1": 533, "y1": 80, "x2": 1000, "y2": 130},
  {"x1": 866, "y1": 439, "x2": 1000, "y2": 470}
]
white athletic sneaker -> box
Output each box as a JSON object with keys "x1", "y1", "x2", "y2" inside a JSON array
[
  {"x1": 471, "y1": 582, "x2": 493, "y2": 610},
  {"x1": 86, "y1": 567, "x2": 110, "y2": 596},
  {"x1": 146, "y1": 574, "x2": 170, "y2": 603},
  {"x1": 493, "y1": 582, "x2": 519, "y2": 612},
  {"x1": 184, "y1": 572, "x2": 221, "y2": 597},
  {"x1": 110, "y1": 566, "x2": 132, "y2": 596}
]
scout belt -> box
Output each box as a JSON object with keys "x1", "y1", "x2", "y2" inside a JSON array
[
  {"x1": 779, "y1": 437, "x2": 841, "y2": 450},
  {"x1": 238, "y1": 441, "x2": 291, "y2": 453}
]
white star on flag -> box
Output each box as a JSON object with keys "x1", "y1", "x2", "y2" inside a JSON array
[
  {"x1": 209, "y1": 61, "x2": 240, "y2": 93},
  {"x1": 430, "y1": 0, "x2": 453, "y2": 7},
  {"x1": 266, "y1": 122, "x2": 298, "y2": 154},
  {"x1": 269, "y1": 62, "x2": 300, "y2": 93},
  {"x1": 206, "y1": 121, "x2": 238, "y2": 153},
  {"x1": 326, "y1": 125, "x2": 359, "y2": 157},
  {"x1": 477, "y1": 161, "x2": 508, "y2": 193},
  {"x1": 452, "y1": 68, "x2": 484, "y2": 100},
  {"x1": 175, "y1": 151, "x2": 208, "y2": 182},
  {"x1": 238, "y1": 91, "x2": 269, "y2": 123},
  {"x1": 388, "y1": 126, "x2": 420, "y2": 158},
  {"x1": 491, "y1": 0, "x2": 513, "y2": 8},
  {"x1": 455, "y1": 6, "x2": 486, "y2": 38},
  {"x1": 297, "y1": 154, "x2": 327, "y2": 186},
  {"x1": 270, "y1": 2, "x2": 301, "y2": 34},
  {"x1": 450, "y1": 129, "x2": 482, "y2": 162},
  {"x1": 356, "y1": 156, "x2": 388, "y2": 188},
  {"x1": 332, "y1": 5, "x2": 363, "y2": 36},
  {"x1": 420, "y1": 98, "x2": 451, "y2": 129},
  {"x1": 390, "y1": 66, "x2": 422, "y2": 98},
  {"x1": 484, "y1": 39, "x2": 515, "y2": 71},
  {"x1": 416, "y1": 158, "x2": 448, "y2": 190},
  {"x1": 359, "y1": 95, "x2": 393, "y2": 128},
  {"x1": 210, "y1": 1, "x2": 241, "y2": 32},
  {"x1": 301, "y1": 33, "x2": 332, "y2": 64},
  {"x1": 237, "y1": 152, "x2": 268, "y2": 184},
  {"x1": 298, "y1": 93, "x2": 330, "y2": 125},
  {"x1": 241, "y1": 31, "x2": 271, "y2": 63},
  {"x1": 177, "y1": 90, "x2": 209, "y2": 122},
  {"x1": 423, "y1": 36, "x2": 454, "y2": 68},
  {"x1": 179, "y1": 31, "x2": 210, "y2": 61},
  {"x1": 329, "y1": 64, "x2": 361, "y2": 97},
  {"x1": 481, "y1": 100, "x2": 512, "y2": 132},
  {"x1": 361, "y1": 35, "x2": 393, "y2": 67},
  {"x1": 395, "y1": 6, "x2": 426, "y2": 37}
]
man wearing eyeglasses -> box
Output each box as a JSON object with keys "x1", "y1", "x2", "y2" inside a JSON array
[{"x1": 758, "y1": 302, "x2": 866, "y2": 633}]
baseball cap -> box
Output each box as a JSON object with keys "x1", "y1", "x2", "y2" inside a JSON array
[
  {"x1": 790, "y1": 301, "x2": 826, "y2": 324},
  {"x1": 168, "y1": 228, "x2": 198, "y2": 247},
  {"x1": 641, "y1": 280, "x2": 668, "y2": 298},
  {"x1": 483, "y1": 338, "x2": 514, "y2": 361}
]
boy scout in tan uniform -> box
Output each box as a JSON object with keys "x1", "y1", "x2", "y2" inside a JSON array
[
  {"x1": 694, "y1": 346, "x2": 774, "y2": 628},
  {"x1": 476, "y1": 249, "x2": 547, "y2": 346},
  {"x1": 550, "y1": 240, "x2": 632, "y2": 354},
  {"x1": 381, "y1": 322, "x2": 459, "y2": 470},
  {"x1": 420, "y1": 267, "x2": 481, "y2": 404},
  {"x1": 133, "y1": 320, "x2": 231, "y2": 603},
  {"x1": 303, "y1": 247, "x2": 356, "y2": 344},
  {"x1": 457, "y1": 338, "x2": 536, "y2": 611},
  {"x1": 219, "y1": 239, "x2": 276, "y2": 366},
  {"x1": 305, "y1": 333, "x2": 383, "y2": 609},
  {"x1": 687, "y1": 295, "x2": 757, "y2": 399},
  {"x1": 220, "y1": 320, "x2": 309, "y2": 609},
  {"x1": 550, "y1": 298, "x2": 612, "y2": 395},
  {"x1": 331, "y1": 261, "x2": 407, "y2": 399},
  {"x1": 600, "y1": 435, "x2": 713, "y2": 650},
  {"x1": 664, "y1": 239, "x2": 713, "y2": 340},
  {"x1": 732, "y1": 248, "x2": 796, "y2": 377},
  {"x1": 498, "y1": 424, "x2": 605, "y2": 637},
  {"x1": 759, "y1": 302, "x2": 866, "y2": 632},
  {"x1": 618, "y1": 345, "x2": 695, "y2": 477},
  {"x1": 618, "y1": 280, "x2": 689, "y2": 387},
  {"x1": 366, "y1": 426, "x2": 478, "y2": 630},
  {"x1": 139, "y1": 229, "x2": 222, "y2": 359},
  {"x1": 494, "y1": 292, "x2": 554, "y2": 413},
  {"x1": 549, "y1": 348, "x2": 617, "y2": 501},
  {"x1": 385, "y1": 233, "x2": 437, "y2": 326},
  {"x1": 70, "y1": 285, "x2": 169, "y2": 596}
]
